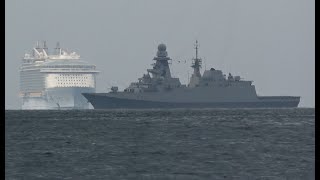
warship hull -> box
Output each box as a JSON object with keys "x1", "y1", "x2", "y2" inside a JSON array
[{"x1": 82, "y1": 93, "x2": 300, "y2": 109}]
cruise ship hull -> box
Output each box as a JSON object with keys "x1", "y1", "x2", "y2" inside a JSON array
[
  {"x1": 82, "y1": 93, "x2": 300, "y2": 109},
  {"x1": 22, "y1": 87, "x2": 95, "y2": 110}
]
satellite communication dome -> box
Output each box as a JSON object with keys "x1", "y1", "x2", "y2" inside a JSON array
[{"x1": 158, "y1": 44, "x2": 166, "y2": 51}]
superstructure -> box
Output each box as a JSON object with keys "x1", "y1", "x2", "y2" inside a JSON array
[{"x1": 20, "y1": 41, "x2": 99, "y2": 109}]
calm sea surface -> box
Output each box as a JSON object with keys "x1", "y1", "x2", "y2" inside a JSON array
[{"x1": 5, "y1": 108, "x2": 314, "y2": 180}]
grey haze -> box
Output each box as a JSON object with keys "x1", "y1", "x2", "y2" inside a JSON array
[{"x1": 5, "y1": 0, "x2": 315, "y2": 109}]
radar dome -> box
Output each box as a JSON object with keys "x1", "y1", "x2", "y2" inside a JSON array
[{"x1": 158, "y1": 44, "x2": 166, "y2": 51}]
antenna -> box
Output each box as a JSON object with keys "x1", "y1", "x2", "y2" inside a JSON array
[
  {"x1": 191, "y1": 40, "x2": 202, "y2": 77},
  {"x1": 195, "y1": 40, "x2": 199, "y2": 59},
  {"x1": 55, "y1": 42, "x2": 61, "y2": 55},
  {"x1": 55, "y1": 42, "x2": 60, "y2": 49},
  {"x1": 43, "y1": 40, "x2": 48, "y2": 54},
  {"x1": 36, "y1": 41, "x2": 40, "y2": 49},
  {"x1": 43, "y1": 41, "x2": 47, "y2": 49}
]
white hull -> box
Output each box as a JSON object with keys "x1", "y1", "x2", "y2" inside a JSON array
[{"x1": 22, "y1": 87, "x2": 95, "y2": 110}]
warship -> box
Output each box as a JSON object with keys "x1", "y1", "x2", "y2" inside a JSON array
[{"x1": 83, "y1": 41, "x2": 300, "y2": 109}]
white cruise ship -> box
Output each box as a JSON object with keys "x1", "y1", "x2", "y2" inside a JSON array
[{"x1": 20, "y1": 41, "x2": 99, "y2": 109}]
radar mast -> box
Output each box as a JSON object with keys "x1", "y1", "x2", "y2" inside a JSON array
[
  {"x1": 191, "y1": 40, "x2": 202, "y2": 77},
  {"x1": 188, "y1": 40, "x2": 202, "y2": 87}
]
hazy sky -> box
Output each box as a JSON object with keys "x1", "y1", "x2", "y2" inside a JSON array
[{"x1": 5, "y1": 0, "x2": 314, "y2": 109}]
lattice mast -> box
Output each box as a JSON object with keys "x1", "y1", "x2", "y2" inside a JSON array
[{"x1": 191, "y1": 40, "x2": 202, "y2": 77}]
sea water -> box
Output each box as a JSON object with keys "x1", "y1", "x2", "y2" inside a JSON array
[{"x1": 5, "y1": 108, "x2": 314, "y2": 179}]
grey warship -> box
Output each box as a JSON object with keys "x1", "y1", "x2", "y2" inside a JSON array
[{"x1": 83, "y1": 41, "x2": 300, "y2": 109}]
